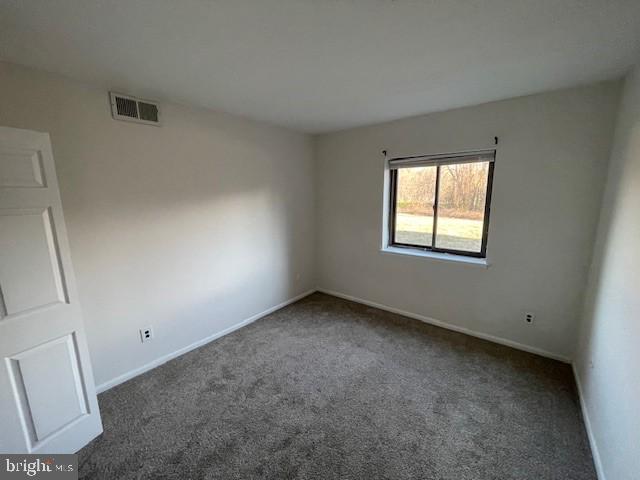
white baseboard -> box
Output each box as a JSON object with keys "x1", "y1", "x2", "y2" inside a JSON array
[
  {"x1": 573, "y1": 364, "x2": 606, "y2": 480},
  {"x1": 96, "y1": 289, "x2": 315, "y2": 393},
  {"x1": 317, "y1": 288, "x2": 571, "y2": 363}
]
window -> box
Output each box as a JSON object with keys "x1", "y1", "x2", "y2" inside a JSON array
[{"x1": 387, "y1": 150, "x2": 495, "y2": 258}]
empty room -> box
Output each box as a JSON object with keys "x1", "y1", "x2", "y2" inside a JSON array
[{"x1": 0, "y1": 1, "x2": 639, "y2": 479}]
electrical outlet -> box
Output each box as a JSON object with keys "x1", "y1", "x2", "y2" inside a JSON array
[
  {"x1": 524, "y1": 312, "x2": 535, "y2": 324},
  {"x1": 140, "y1": 326, "x2": 153, "y2": 343}
]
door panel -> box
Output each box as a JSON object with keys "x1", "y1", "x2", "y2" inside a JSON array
[
  {"x1": 7, "y1": 334, "x2": 89, "y2": 447},
  {"x1": 0, "y1": 208, "x2": 68, "y2": 317},
  {"x1": 0, "y1": 147, "x2": 46, "y2": 188},
  {"x1": 0, "y1": 126, "x2": 102, "y2": 454}
]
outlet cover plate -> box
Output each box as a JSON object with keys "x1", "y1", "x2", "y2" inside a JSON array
[{"x1": 140, "y1": 326, "x2": 153, "y2": 343}]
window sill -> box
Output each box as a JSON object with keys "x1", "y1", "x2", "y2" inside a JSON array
[{"x1": 381, "y1": 246, "x2": 490, "y2": 267}]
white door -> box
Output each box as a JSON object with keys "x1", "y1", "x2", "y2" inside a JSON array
[{"x1": 0, "y1": 126, "x2": 102, "y2": 453}]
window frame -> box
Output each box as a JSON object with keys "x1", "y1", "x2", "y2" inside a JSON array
[{"x1": 387, "y1": 153, "x2": 495, "y2": 259}]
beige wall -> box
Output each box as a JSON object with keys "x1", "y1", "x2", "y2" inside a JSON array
[
  {"x1": 0, "y1": 62, "x2": 315, "y2": 388},
  {"x1": 575, "y1": 65, "x2": 640, "y2": 480},
  {"x1": 315, "y1": 82, "x2": 621, "y2": 360}
]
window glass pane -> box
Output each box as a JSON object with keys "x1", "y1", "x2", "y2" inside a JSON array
[
  {"x1": 394, "y1": 166, "x2": 436, "y2": 247},
  {"x1": 435, "y1": 161, "x2": 489, "y2": 253}
]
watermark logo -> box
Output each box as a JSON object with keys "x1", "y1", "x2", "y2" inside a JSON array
[{"x1": 1, "y1": 455, "x2": 77, "y2": 479}]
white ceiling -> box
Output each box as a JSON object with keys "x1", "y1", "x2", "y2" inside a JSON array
[{"x1": 1, "y1": 0, "x2": 639, "y2": 133}]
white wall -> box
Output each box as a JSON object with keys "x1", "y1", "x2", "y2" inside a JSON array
[
  {"x1": 315, "y1": 82, "x2": 621, "y2": 360},
  {"x1": 575, "y1": 66, "x2": 640, "y2": 480},
  {"x1": 0, "y1": 62, "x2": 315, "y2": 388}
]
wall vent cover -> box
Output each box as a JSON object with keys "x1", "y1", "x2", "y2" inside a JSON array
[{"x1": 109, "y1": 92, "x2": 161, "y2": 126}]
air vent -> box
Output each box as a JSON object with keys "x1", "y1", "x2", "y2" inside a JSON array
[
  {"x1": 109, "y1": 92, "x2": 161, "y2": 126},
  {"x1": 138, "y1": 102, "x2": 159, "y2": 123}
]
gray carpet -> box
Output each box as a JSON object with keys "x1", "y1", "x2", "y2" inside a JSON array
[{"x1": 78, "y1": 293, "x2": 596, "y2": 479}]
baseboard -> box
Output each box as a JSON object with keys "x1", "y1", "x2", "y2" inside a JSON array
[
  {"x1": 96, "y1": 289, "x2": 315, "y2": 393},
  {"x1": 572, "y1": 364, "x2": 606, "y2": 480},
  {"x1": 317, "y1": 288, "x2": 571, "y2": 363}
]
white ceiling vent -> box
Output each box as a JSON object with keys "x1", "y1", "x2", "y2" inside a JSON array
[{"x1": 109, "y1": 92, "x2": 161, "y2": 126}]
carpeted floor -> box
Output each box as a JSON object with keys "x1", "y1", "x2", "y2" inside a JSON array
[{"x1": 78, "y1": 292, "x2": 596, "y2": 479}]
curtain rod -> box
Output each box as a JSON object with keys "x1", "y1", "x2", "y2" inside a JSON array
[{"x1": 382, "y1": 136, "x2": 499, "y2": 159}]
